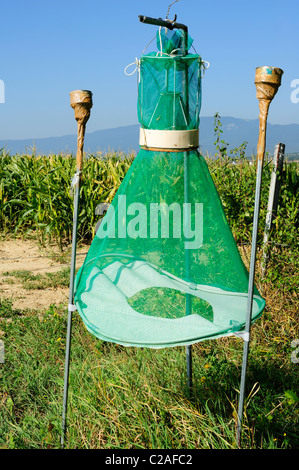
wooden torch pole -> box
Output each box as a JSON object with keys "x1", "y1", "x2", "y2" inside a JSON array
[
  {"x1": 236, "y1": 67, "x2": 283, "y2": 447},
  {"x1": 61, "y1": 90, "x2": 93, "y2": 448}
]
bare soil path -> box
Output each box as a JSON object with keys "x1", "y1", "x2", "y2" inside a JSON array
[{"x1": 0, "y1": 238, "x2": 87, "y2": 311}]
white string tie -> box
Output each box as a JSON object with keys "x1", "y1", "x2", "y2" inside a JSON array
[
  {"x1": 124, "y1": 58, "x2": 140, "y2": 76},
  {"x1": 201, "y1": 60, "x2": 210, "y2": 77}
]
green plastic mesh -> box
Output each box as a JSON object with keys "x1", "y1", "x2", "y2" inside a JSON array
[
  {"x1": 138, "y1": 54, "x2": 201, "y2": 130},
  {"x1": 74, "y1": 29, "x2": 265, "y2": 348}
]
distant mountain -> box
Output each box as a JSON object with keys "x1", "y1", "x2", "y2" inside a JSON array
[
  {"x1": 2, "y1": 117, "x2": 299, "y2": 156},
  {"x1": 199, "y1": 117, "x2": 299, "y2": 157}
]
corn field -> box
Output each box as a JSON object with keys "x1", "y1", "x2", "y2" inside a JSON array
[
  {"x1": 0, "y1": 149, "x2": 298, "y2": 254},
  {"x1": 0, "y1": 151, "x2": 133, "y2": 249}
]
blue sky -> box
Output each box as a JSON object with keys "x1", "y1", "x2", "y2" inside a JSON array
[{"x1": 1, "y1": 0, "x2": 298, "y2": 140}]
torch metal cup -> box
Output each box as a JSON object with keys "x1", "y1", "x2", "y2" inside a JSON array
[{"x1": 255, "y1": 67, "x2": 283, "y2": 164}]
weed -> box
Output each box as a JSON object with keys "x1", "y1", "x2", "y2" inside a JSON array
[{"x1": 3, "y1": 268, "x2": 70, "y2": 290}]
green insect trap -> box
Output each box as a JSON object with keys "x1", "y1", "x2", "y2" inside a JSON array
[
  {"x1": 74, "y1": 26, "x2": 265, "y2": 348},
  {"x1": 61, "y1": 12, "x2": 283, "y2": 448}
]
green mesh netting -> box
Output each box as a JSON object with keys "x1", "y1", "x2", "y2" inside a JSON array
[
  {"x1": 74, "y1": 29, "x2": 265, "y2": 348},
  {"x1": 138, "y1": 54, "x2": 201, "y2": 130}
]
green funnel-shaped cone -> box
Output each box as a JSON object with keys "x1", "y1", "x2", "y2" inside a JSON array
[{"x1": 74, "y1": 149, "x2": 265, "y2": 348}]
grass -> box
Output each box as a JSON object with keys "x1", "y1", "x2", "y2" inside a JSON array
[
  {"x1": 128, "y1": 288, "x2": 214, "y2": 321},
  {"x1": 0, "y1": 250, "x2": 298, "y2": 449},
  {"x1": 2, "y1": 268, "x2": 70, "y2": 290},
  {"x1": 0, "y1": 150, "x2": 298, "y2": 449}
]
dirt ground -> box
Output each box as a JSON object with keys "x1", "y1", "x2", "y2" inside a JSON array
[
  {"x1": 0, "y1": 238, "x2": 252, "y2": 313},
  {"x1": 0, "y1": 238, "x2": 88, "y2": 311}
]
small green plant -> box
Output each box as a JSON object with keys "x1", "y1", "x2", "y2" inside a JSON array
[
  {"x1": 0, "y1": 298, "x2": 23, "y2": 318},
  {"x1": 213, "y1": 112, "x2": 248, "y2": 161},
  {"x1": 213, "y1": 112, "x2": 228, "y2": 159},
  {"x1": 3, "y1": 268, "x2": 70, "y2": 290}
]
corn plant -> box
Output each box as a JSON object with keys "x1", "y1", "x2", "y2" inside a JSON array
[{"x1": 0, "y1": 150, "x2": 133, "y2": 248}]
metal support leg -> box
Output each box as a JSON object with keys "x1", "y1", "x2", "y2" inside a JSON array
[
  {"x1": 261, "y1": 143, "x2": 285, "y2": 276},
  {"x1": 61, "y1": 173, "x2": 80, "y2": 448},
  {"x1": 186, "y1": 342, "x2": 192, "y2": 390},
  {"x1": 181, "y1": 27, "x2": 192, "y2": 393},
  {"x1": 184, "y1": 151, "x2": 192, "y2": 392},
  {"x1": 237, "y1": 158, "x2": 263, "y2": 446}
]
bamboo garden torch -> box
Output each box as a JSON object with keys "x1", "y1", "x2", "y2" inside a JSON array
[
  {"x1": 237, "y1": 66, "x2": 283, "y2": 446},
  {"x1": 61, "y1": 90, "x2": 93, "y2": 448}
]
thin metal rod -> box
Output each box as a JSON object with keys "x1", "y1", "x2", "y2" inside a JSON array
[
  {"x1": 186, "y1": 338, "x2": 192, "y2": 390},
  {"x1": 181, "y1": 26, "x2": 192, "y2": 392},
  {"x1": 184, "y1": 151, "x2": 192, "y2": 392},
  {"x1": 236, "y1": 158, "x2": 263, "y2": 446},
  {"x1": 61, "y1": 175, "x2": 80, "y2": 448}
]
